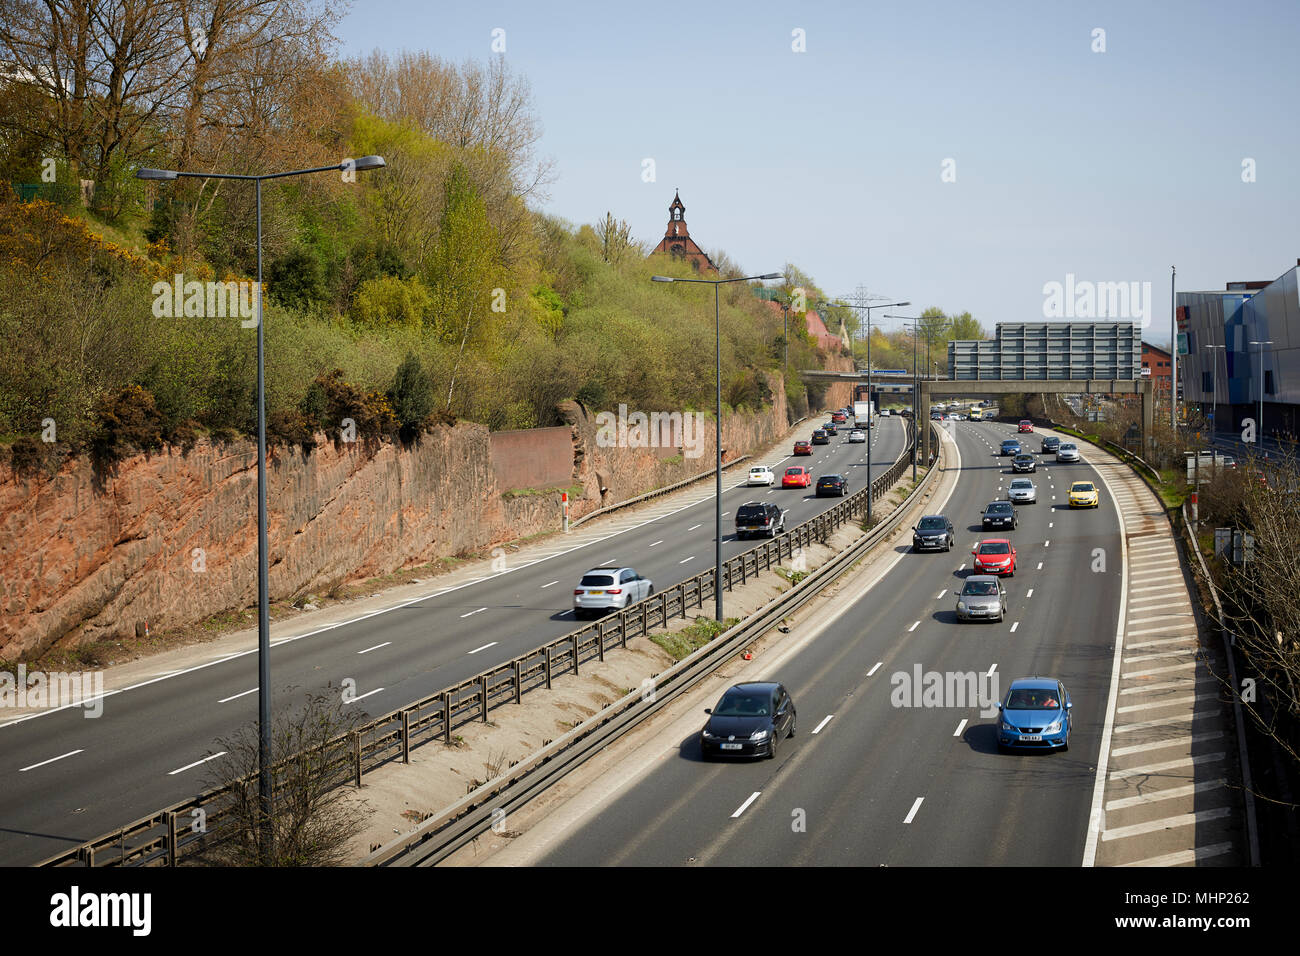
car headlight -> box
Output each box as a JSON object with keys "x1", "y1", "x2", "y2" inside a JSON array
[
  {"x1": 957, "y1": 601, "x2": 967, "y2": 611},
  {"x1": 1000, "y1": 719, "x2": 1014, "y2": 731},
  {"x1": 750, "y1": 729, "x2": 770, "y2": 741},
  {"x1": 1045, "y1": 719, "x2": 1062, "y2": 734},
  {"x1": 701, "y1": 728, "x2": 716, "y2": 739}
]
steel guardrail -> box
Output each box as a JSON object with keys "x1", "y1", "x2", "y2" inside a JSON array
[
  {"x1": 36, "y1": 420, "x2": 919, "y2": 868},
  {"x1": 363, "y1": 421, "x2": 936, "y2": 866}
]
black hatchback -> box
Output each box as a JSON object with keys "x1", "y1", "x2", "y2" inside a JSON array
[
  {"x1": 816, "y1": 474, "x2": 847, "y2": 496},
  {"x1": 1041, "y1": 436, "x2": 1060, "y2": 455},
  {"x1": 982, "y1": 500, "x2": 1018, "y2": 530},
  {"x1": 700, "y1": 682, "x2": 797, "y2": 759}
]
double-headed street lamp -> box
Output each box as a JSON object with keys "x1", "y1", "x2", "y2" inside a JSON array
[
  {"x1": 887, "y1": 314, "x2": 948, "y2": 479},
  {"x1": 1203, "y1": 344, "x2": 1225, "y2": 436},
  {"x1": 137, "y1": 155, "x2": 387, "y2": 859},
  {"x1": 818, "y1": 298, "x2": 909, "y2": 523},
  {"x1": 651, "y1": 271, "x2": 782, "y2": 622},
  {"x1": 1249, "y1": 339, "x2": 1273, "y2": 447}
]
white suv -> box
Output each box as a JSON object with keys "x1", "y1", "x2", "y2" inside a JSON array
[{"x1": 574, "y1": 567, "x2": 654, "y2": 619}]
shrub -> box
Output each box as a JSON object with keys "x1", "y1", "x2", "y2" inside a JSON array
[
  {"x1": 91, "y1": 384, "x2": 167, "y2": 461},
  {"x1": 387, "y1": 353, "x2": 434, "y2": 442}
]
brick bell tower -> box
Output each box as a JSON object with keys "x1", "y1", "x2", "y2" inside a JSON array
[{"x1": 652, "y1": 190, "x2": 717, "y2": 273}]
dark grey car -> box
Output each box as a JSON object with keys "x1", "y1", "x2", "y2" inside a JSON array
[
  {"x1": 955, "y1": 575, "x2": 1008, "y2": 623},
  {"x1": 912, "y1": 514, "x2": 955, "y2": 552}
]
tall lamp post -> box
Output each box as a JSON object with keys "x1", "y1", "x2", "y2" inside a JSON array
[
  {"x1": 1249, "y1": 339, "x2": 1273, "y2": 448},
  {"x1": 1204, "y1": 344, "x2": 1225, "y2": 438},
  {"x1": 818, "y1": 298, "x2": 909, "y2": 523},
  {"x1": 651, "y1": 271, "x2": 782, "y2": 622},
  {"x1": 888, "y1": 315, "x2": 946, "y2": 479},
  {"x1": 137, "y1": 155, "x2": 387, "y2": 859}
]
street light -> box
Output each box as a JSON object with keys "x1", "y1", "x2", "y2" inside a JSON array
[
  {"x1": 816, "y1": 298, "x2": 909, "y2": 524},
  {"x1": 888, "y1": 314, "x2": 949, "y2": 479},
  {"x1": 1204, "y1": 344, "x2": 1225, "y2": 437},
  {"x1": 651, "y1": 271, "x2": 782, "y2": 622},
  {"x1": 137, "y1": 154, "x2": 386, "y2": 860},
  {"x1": 1249, "y1": 339, "x2": 1272, "y2": 447}
]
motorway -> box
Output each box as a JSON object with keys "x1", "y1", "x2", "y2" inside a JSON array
[
  {"x1": 527, "y1": 417, "x2": 1126, "y2": 866},
  {"x1": 0, "y1": 415, "x2": 907, "y2": 865}
]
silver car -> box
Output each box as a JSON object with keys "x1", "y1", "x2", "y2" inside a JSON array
[
  {"x1": 955, "y1": 575, "x2": 1008, "y2": 623},
  {"x1": 1007, "y1": 478, "x2": 1037, "y2": 503},
  {"x1": 1056, "y1": 443, "x2": 1080, "y2": 462},
  {"x1": 573, "y1": 567, "x2": 654, "y2": 619},
  {"x1": 848, "y1": 429, "x2": 866, "y2": 443}
]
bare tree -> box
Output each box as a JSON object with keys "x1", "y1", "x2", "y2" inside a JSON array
[{"x1": 198, "y1": 684, "x2": 369, "y2": 866}]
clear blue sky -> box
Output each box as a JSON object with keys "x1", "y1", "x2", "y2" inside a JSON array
[{"x1": 339, "y1": 0, "x2": 1300, "y2": 345}]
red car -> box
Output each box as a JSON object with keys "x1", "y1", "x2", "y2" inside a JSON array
[
  {"x1": 793, "y1": 440, "x2": 813, "y2": 455},
  {"x1": 831, "y1": 411, "x2": 847, "y2": 424},
  {"x1": 1018, "y1": 420, "x2": 1033, "y2": 433},
  {"x1": 972, "y1": 539, "x2": 1017, "y2": 576},
  {"x1": 782, "y1": 466, "x2": 812, "y2": 488}
]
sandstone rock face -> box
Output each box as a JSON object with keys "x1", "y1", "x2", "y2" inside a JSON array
[{"x1": 1, "y1": 371, "x2": 835, "y2": 660}]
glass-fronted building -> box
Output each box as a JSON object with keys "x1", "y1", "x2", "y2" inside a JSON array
[{"x1": 1176, "y1": 265, "x2": 1300, "y2": 441}]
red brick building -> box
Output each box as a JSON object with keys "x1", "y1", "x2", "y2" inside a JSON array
[
  {"x1": 651, "y1": 190, "x2": 717, "y2": 274},
  {"x1": 1141, "y1": 340, "x2": 1172, "y2": 397}
]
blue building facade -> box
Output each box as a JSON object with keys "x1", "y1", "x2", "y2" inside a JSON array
[{"x1": 1177, "y1": 265, "x2": 1300, "y2": 440}]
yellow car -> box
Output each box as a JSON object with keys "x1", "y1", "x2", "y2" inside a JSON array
[{"x1": 1068, "y1": 481, "x2": 1100, "y2": 508}]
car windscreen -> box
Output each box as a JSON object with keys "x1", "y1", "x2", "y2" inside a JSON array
[
  {"x1": 917, "y1": 517, "x2": 947, "y2": 530},
  {"x1": 579, "y1": 574, "x2": 614, "y2": 587},
  {"x1": 1072, "y1": 483, "x2": 1094, "y2": 492},
  {"x1": 979, "y1": 543, "x2": 1011, "y2": 555},
  {"x1": 737, "y1": 506, "x2": 767, "y2": 520},
  {"x1": 1006, "y1": 689, "x2": 1060, "y2": 709},
  {"x1": 713, "y1": 691, "x2": 771, "y2": 717},
  {"x1": 1010, "y1": 480, "x2": 1032, "y2": 488},
  {"x1": 785, "y1": 468, "x2": 803, "y2": 475},
  {"x1": 962, "y1": 581, "x2": 998, "y2": 595},
  {"x1": 1001, "y1": 441, "x2": 1019, "y2": 446},
  {"x1": 1060, "y1": 444, "x2": 1075, "y2": 450},
  {"x1": 986, "y1": 503, "x2": 1012, "y2": 514}
]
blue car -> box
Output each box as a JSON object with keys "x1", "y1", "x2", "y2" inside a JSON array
[
  {"x1": 997, "y1": 677, "x2": 1072, "y2": 752},
  {"x1": 999, "y1": 438, "x2": 1021, "y2": 456}
]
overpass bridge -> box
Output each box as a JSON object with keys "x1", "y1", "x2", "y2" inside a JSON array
[{"x1": 802, "y1": 370, "x2": 1154, "y2": 462}]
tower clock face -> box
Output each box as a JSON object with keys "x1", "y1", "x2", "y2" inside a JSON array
[{"x1": 670, "y1": 243, "x2": 684, "y2": 256}]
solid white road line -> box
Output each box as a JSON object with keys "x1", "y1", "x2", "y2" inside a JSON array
[
  {"x1": 732, "y1": 792, "x2": 761, "y2": 818},
  {"x1": 1102, "y1": 806, "x2": 1232, "y2": 842},
  {"x1": 168, "y1": 751, "x2": 227, "y2": 775},
  {"x1": 903, "y1": 797, "x2": 925, "y2": 824},
  {"x1": 19, "y1": 749, "x2": 83, "y2": 772},
  {"x1": 357, "y1": 642, "x2": 391, "y2": 655},
  {"x1": 467, "y1": 642, "x2": 498, "y2": 655},
  {"x1": 1110, "y1": 732, "x2": 1223, "y2": 757},
  {"x1": 1119, "y1": 843, "x2": 1236, "y2": 867},
  {"x1": 812, "y1": 715, "x2": 834, "y2": 734},
  {"x1": 218, "y1": 687, "x2": 258, "y2": 703}
]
